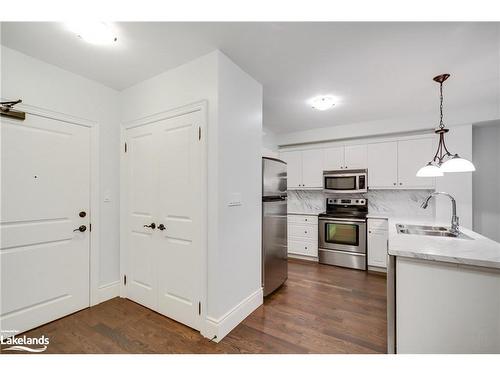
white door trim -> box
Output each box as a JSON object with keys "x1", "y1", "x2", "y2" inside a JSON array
[
  {"x1": 3, "y1": 101, "x2": 101, "y2": 307},
  {"x1": 120, "y1": 100, "x2": 208, "y2": 331}
]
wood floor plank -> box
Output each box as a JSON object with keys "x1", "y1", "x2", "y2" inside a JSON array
[{"x1": 1, "y1": 259, "x2": 387, "y2": 354}]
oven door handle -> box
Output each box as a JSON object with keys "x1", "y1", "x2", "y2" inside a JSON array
[{"x1": 319, "y1": 217, "x2": 367, "y2": 224}]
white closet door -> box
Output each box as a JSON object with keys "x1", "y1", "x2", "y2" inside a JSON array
[
  {"x1": 155, "y1": 111, "x2": 202, "y2": 330},
  {"x1": 124, "y1": 110, "x2": 203, "y2": 331},
  {"x1": 125, "y1": 123, "x2": 159, "y2": 310},
  {"x1": 1, "y1": 114, "x2": 90, "y2": 336}
]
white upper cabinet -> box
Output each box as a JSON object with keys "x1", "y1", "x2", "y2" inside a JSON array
[
  {"x1": 344, "y1": 144, "x2": 367, "y2": 169},
  {"x1": 323, "y1": 146, "x2": 344, "y2": 170},
  {"x1": 324, "y1": 144, "x2": 367, "y2": 170},
  {"x1": 397, "y1": 138, "x2": 435, "y2": 188},
  {"x1": 280, "y1": 151, "x2": 302, "y2": 188},
  {"x1": 301, "y1": 149, "x2": 324, "y2": 188},
  {"x1": 367, "y1": 137, "x2": 435, "y2": 189},
  {"x1": 280, "y1": 149, "x2": 323, "y2": 189},
  {"x1": 282, "y1": 135, "x2": 434, "y2": 191},
  {"x1": 368, "y1": 141, "x2": 398, "y2": 188}
]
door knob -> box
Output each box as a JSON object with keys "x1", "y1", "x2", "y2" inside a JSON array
[
  {"x1": 144, "y1": 223, "x2": 156, "y2": 229},
  {"x1": 158, "y1": 224, "x2": 166, "y2": 231},
  {"x1": 73, "y1": 225, "x2": 87, "y2": 232}
]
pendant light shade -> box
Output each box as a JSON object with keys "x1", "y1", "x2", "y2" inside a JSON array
[
  {"x1": 416, "y1": 162, "x2": 444, "y2": 177},
  {"x1": 416, "y1": 73, "x2": 475, "y2": 177},
  {"x1": 440, "y1": 154, "x2": 476, "y2": 172}
]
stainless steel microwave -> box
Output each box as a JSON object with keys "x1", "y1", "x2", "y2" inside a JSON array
[{"x1": 323, "y1": 169, "x2": 368, "y2": 193}]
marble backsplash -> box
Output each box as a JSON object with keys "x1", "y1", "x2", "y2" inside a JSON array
[{"x1": 288, "y1": 189, "x2": 435, "y2": 218}]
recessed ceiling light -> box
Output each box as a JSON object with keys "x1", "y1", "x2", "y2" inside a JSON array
[
  {"x1": 65, "y1": 22, "x2": 118, "y2": 45},
  {"x1": 309, "y1": 95, "x2": 336, "y2": 111}
]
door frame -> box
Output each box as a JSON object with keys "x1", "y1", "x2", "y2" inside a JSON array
[
  {"x1": 1, "y1": 100, "x2": 101, "y2": 307},
  {"x1": 119, "y1": 100, "x2": 208, "y2": 331}
]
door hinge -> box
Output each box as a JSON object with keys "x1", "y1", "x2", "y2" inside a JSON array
[
  {"x1": 124, "y1": 275, "x2": 127, "y2": 285},
  {"x1": 124, "y1": 142, "x2": 127, "y2": 153},
  {"x1": 198, "y1": 301, "x2": 201, "y2": 315},
  {"x1": 198, "y1": 126, "x2": 201, "y2": 141}
]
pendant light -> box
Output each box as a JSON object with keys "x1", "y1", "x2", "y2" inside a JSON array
[{"x1": 416, "y1": 74, "x2": 475, "y2": 177}]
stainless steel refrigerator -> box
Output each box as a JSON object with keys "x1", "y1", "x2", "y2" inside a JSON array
[{"x1": 262, "y1": 157, "x2": 288, "y2": 296}]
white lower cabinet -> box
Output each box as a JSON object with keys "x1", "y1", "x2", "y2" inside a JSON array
[
  {"x1": 288, "y1": 214, "x2": 318, "y2": 259},
  {"x1": 367, "y1": 218, "x2": 388, "y2": 269}
]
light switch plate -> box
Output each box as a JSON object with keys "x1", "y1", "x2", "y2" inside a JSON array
[{"x1": 228, "y1": 193, "x2": 242, "y2": 207}]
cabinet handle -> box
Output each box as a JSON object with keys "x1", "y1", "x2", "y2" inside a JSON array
[
  {"x1": 305, "y1": 219, "x2": 308, "y2": 222},
  {"x1": 393, "y1": 182, "x2": 396, "y2": 185},
  {"x1": 305, "y1": 246, "x2": 308, "y2": 249},
  {"x1": 369, "y1": 230, "x2": 372, "y2": 233},
  {"x1": 399, "y1": 182, "x2": 403, "y2": 185},
  {"x1": 304, "y1": 231, "x2": 307, "y2": 234}
]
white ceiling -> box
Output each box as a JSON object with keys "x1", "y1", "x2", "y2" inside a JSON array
[{"x1": 1, "y1": 22, "x2": 499, "y2": 133}]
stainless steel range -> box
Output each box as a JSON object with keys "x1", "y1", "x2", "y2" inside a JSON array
[{"x1": 318, "y1": 198, "x2": 368, "y2": 270}]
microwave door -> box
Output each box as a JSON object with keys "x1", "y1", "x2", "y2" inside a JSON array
[{"x1": 324, "y1": 175, "x2": 357, "y2": 191}]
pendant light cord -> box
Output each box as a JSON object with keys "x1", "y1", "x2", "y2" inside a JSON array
[{"x1": 439, "y1": 81, "x2": 444, "y2": 129}]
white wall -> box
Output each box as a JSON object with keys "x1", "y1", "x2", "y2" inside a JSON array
[
  {"x1": 120, "y1": 50, "x2": 263, "y2": 338},
  {"x1": 1, "y1": 46, "x2": 121, "y2": 289},
  {"x1": 473, "y1": 121, "x2": 500, "y2": 242},
  {"x1": 275, "y1": 106, "x2": 499, "y2": 147},
  {"x1": 213, "y1": 53, "x2": 263, "y2": 319},
  {"x1": 262, "y1": 127, "x2": 279, "y2": 158}
]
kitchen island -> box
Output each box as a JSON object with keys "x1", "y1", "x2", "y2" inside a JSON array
[{"x1": 386, "y1": 218, "x2": 500, "y2": 354}]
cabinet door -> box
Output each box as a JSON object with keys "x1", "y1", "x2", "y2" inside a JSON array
[
  {"x1": 280, "y1": 151, "x2": 302, "y2": 188},
  {"x1": 367, "y1": 229, "x2": 387, "y2": 268},
  {"x1": 367, "y1": 141, "x2": 398, "y2": 188},
  {"x1": 397, "y1": 138, "x2": 435, "y2": 188},
  {"x1": 323, "y1": 146, "x2": 344, "y2": 170},
  {"x1": 344, "y1": 144, "x2": 367, "y2": 169},
  {"x1": 301, "y1": 149, "x2": 323, "y2": 188}
]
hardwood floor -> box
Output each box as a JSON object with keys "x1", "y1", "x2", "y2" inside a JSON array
[{"x1": 1, "y1": 259, "x2": 387, "y2": 354}]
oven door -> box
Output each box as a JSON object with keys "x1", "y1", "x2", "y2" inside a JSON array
[{"x1": 318, "y1": 218, "x2": 366, "y2": 254}]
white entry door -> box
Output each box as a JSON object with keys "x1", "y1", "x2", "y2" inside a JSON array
[
  {"x1": 0, "y1": 114, "x2": 91, "y2": 336},
  {"x1": 124, "y1": 109, "x2": 203, "y2": 331}
]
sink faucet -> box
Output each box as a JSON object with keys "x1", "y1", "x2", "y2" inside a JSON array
[{"x1": 421, "y1": 191, "x2": 459, "y2": 235}]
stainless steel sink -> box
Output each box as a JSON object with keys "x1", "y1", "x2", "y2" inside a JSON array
[{"x1": 396, "y1": 224, "x2": 473, "y2": 240}]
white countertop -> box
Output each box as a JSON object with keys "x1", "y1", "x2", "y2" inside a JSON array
[{"x1": 387, "y1": 217, "x2": 500, "y2": 270}]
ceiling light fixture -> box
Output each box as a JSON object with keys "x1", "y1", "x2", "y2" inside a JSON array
[
  {"x1": 65, "y1": 22, "x2": 118, "y2": 45},
  {"x1": 416, "y1": 74, "x2": 475, "y2": 177},
  {"x1": 310, "y1": 95, "x2": 336, "y2": 111}
]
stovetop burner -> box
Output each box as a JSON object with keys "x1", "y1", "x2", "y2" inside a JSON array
[{"x1": 320, "y1": 197, "x2": 368, "y2": 220}]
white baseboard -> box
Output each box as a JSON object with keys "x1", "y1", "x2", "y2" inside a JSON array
[
  {"x1": 368, "y1": 265, "x2": 387, "y2": 273},
  {"x1": 97, "y1": 280, "x2": 121, "y2": 303},
  {"x1": 288, "y1": 253, "x2": 318, "y2": 262},
  {"x1": 202, "y1": 288, "x2": 263, "y2": 342}
]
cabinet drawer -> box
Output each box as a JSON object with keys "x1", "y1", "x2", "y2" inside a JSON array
[
  {"x1": 368, "y1": 218, "x2": 388, "y2": 231},
  {"x1": 288, "y1": 223, "x2": 317, "y2": 240},
  {"x1": 288, "y1": 215, "x2": 318, "y2": 225},
  {"x1": 288, "y1": 239, "x2": 318, "y2": 257}
]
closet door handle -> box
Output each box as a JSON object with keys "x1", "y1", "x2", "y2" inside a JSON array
[
  {"x1": 144, "y1": 223, "x2": 156, "y2": 229},
  {"x1": 73, "y1": 225, "x2": 87, "y2": 232}
]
